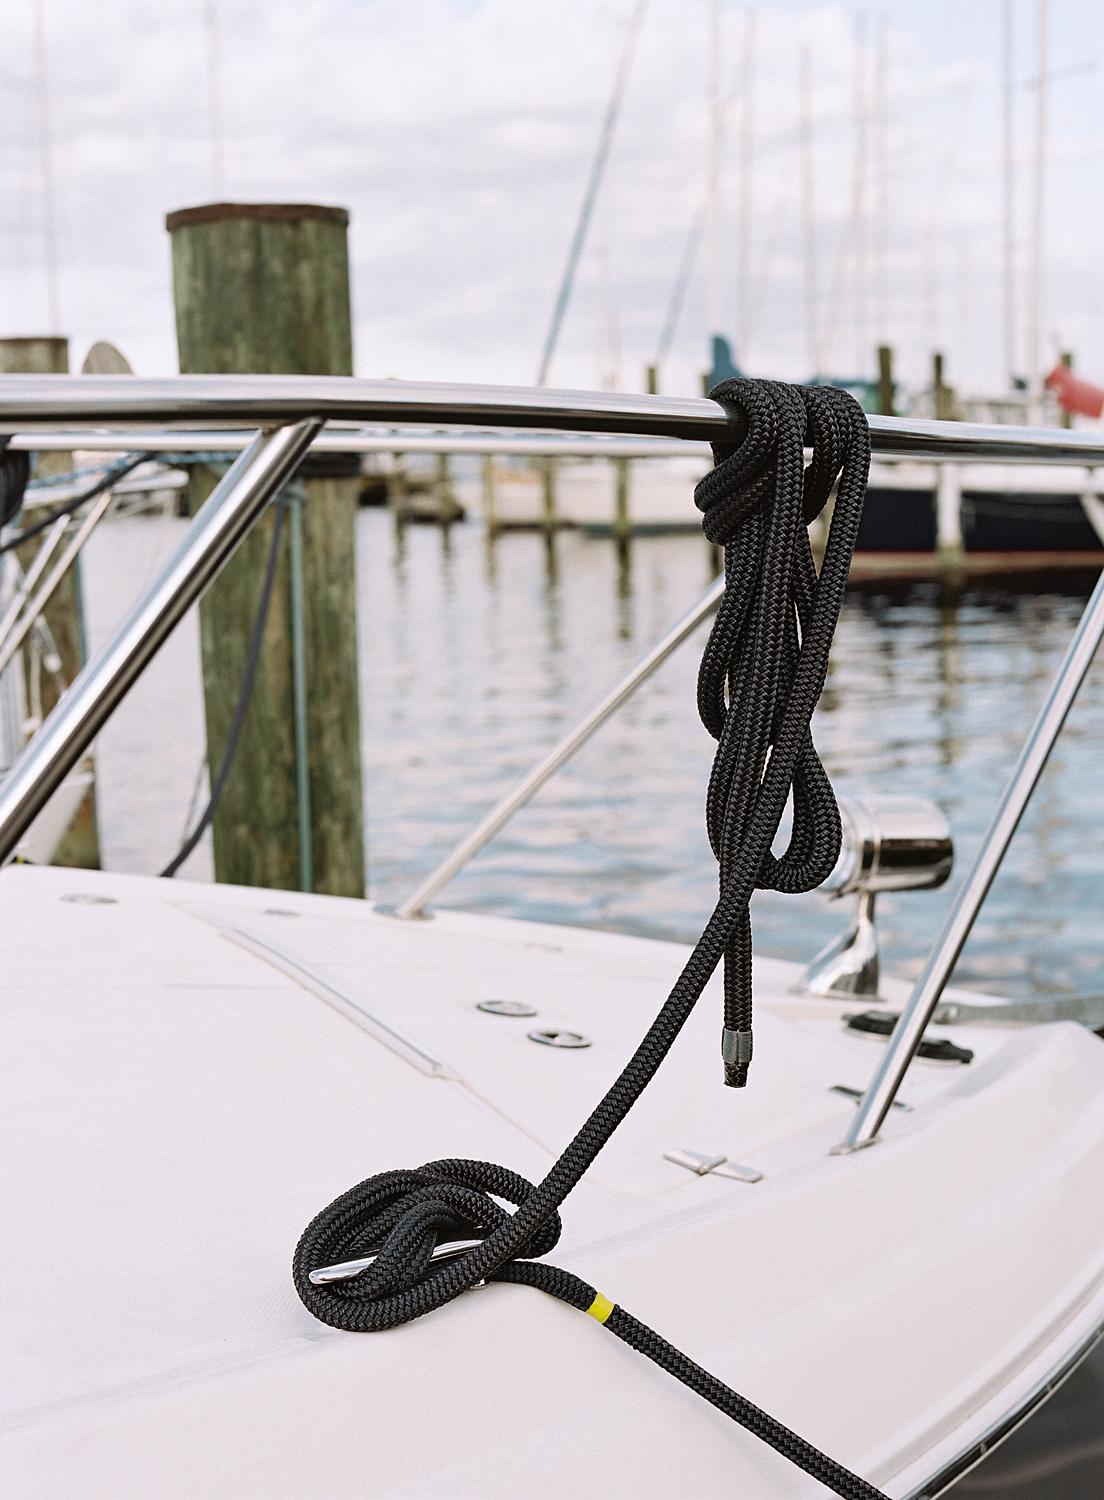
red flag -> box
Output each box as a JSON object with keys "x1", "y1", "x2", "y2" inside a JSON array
[{"x1": 1045, "y1": 363, "x2": 1104, "y2": 419}]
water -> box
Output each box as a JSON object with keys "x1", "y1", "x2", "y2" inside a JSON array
[
  {"x1": 79, "y1": 506, "x2": 1104, "y2": 1495},
  {"x1": 84, "y1": 507, "x2": 1104, "y2": 1006}
]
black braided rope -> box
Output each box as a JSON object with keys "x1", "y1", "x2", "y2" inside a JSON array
[{"x1": 293, "y1": 381, "x2": 882, "y2": 1499}]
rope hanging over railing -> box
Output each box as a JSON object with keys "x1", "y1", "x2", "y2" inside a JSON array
[{"x1": 293, "y1": 380, "x2": 879, "y2": 1499}]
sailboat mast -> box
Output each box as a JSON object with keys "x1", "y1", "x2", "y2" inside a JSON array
[
  {"x1": 31, "y1": 0, "x2": 60, "y2": 331},
  {"x1": 852, "y1": 10, "x2": 868, "y2": 376},
  {"x1": 535, "y1": 0, "x2": 648, "y2": 387},
  {"x1": 1002, "y1": 0, "x2": 1017, "y2": 391},
  {"x1": 1028, "y1": 0, "x2": 1048, "y2": 411},
  {"x1": 707, "y1": 0, "x2": 725, "y2": 341},
  {"x1": 736, "y1": 8, "x2": 757, "y2": 361},
  {"x1": 872, "y1": 17, "x2": 889, "y2": 343},
  {"x1": 799, "y1": 45, "x2": 820, "y2": 377},
  {"x1": 204, "y1": 0, "x2": 227, "y2": 198}
]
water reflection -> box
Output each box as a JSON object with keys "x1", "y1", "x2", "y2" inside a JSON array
[
  {"x1": 83, "y1": 513, "x2": 1104, "y2": 1004},
  {"x1": 356, "y1": 521, "x2": 1104, "y2": 1003}
]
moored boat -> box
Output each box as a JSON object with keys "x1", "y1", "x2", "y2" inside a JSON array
[{"x1": 3, "y1": 374, "x2": 1104, "y2": 1498}]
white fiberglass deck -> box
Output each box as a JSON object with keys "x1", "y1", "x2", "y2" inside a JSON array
[{"x1": 4, "y1": 863, "x2": 1104, "y2": 1497}]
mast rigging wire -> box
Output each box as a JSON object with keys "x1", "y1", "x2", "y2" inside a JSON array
[{"x1": 535, "y1": 0, "x2": 649, "y2": 387}]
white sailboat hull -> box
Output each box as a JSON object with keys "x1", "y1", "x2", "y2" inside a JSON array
[{"x1": 3, "y1": 863, "x2": 1103, "y2": 1497}]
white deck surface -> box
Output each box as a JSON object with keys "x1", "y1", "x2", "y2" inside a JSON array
[{"x1": 4, "y1": 863, "x2": 1104, "y2": 1497}]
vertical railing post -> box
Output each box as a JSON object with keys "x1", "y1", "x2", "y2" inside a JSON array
[
  {"x1": 0, "y1": 422, "x2": 322, "y2": 866},
  {"x1": 0, "y1": 334, "x2": 101, "y2": 868},
  {"x1": 837, "y1": 558, "x2": 1104, "y2": 1151}
]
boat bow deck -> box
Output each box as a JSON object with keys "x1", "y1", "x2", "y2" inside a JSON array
[{"x1": 4, "y1": 863, "x2": 1104, "y2": 1497}]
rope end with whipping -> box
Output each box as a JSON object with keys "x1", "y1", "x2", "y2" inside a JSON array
[{"x1": 721, "y1": 1026, "x2": 753, "y2": 1088}]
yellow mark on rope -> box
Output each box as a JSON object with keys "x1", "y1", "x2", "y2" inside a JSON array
[{"x1": 586, "y1": 1292, "x2": 615, "y2": 1325}]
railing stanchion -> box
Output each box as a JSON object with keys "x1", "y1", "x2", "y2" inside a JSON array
[
  {"x1": 394, "y1": 573, "x2": 726, "y2": 919},
  {"x1": 0, "y1": 421, "x2": 322, "y2": 865},
  {"x1": 836, "y1": 560, "x2": 1104, "y2": 1152}
]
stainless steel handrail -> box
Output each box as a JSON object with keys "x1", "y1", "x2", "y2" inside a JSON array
[
  {"x1": 8, "y1": 431, "x2": 707, "y2": 459},
  {"x1": 4, "y1": 374, "x2": 1104, "y2": 464},
  {"x1": 0, "y1": 376, "x2": 733, "y2": 439}
]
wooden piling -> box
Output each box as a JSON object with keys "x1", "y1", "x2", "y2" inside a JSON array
[
  {"x1": 0, "y1": 335, "x2": 100, "y2": 868},
  {"x1": 387, "y1": 451, "x2": 409, "y2": 522},
  {"x1": 645, "y1": 363, "x2": 659, "y2": 395},
  {"x1": 481, "y1": 454, "x2": 498, "y2": 534},
  {"x1": 613, "y1": 457, "x2": 631, "y2": 544},
  {"x1": 166, "y1": 202, "x2": 365, "y2": 896},
  {"x1": 540, "y1": 457, "x2": 557, "y2": 537},
  {"x1": 1059, "y1": 351, "x2": 1073, "y2": 429},
  {"x1": 435, "y1": 453, "x2": 452, "y2": 523},
  {"x1": 877, "y1": 344, "x2": 895, "y2": 416},
  {"x1": 935, "y1": 462, "x2": 964, "y2": 569},
  {"x1": 926, "y1": 354, "x2": 964, "y2": 567},
  {"x1": 932, "y1": 352, "x2": 956, "y2": 421}
]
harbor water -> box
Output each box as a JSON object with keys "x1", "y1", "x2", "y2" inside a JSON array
[{"x1": 84, "y1": 504, "x2": 1104, "y2": 1006}]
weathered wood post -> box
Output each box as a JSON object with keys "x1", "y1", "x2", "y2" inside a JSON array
[
  {"x1": 481, "y1": 454, "x2": 498, "y2": 534},
  {"x1": 929, "y1": 350, "x2": 963, "y2": 568},
  {"x1": 1059, "y1": 350, "x2": 1074, "y2": 429},
  {"x1": 613, "y1": 457, "x2": 631, "y2": 545},
  {"x1": 932, "y1": 351, "x2": 955, "y2": 421},
  {"x1": 435, "y1": 453, "x2": 454, "y2": 523},
  {"x1": 877, "y1": 344, "x2": 895, "y2": 416},
  {"x1": 540, "y1": 457, "x2": 558, "y2": 538},
  {"x1": 386, "y1": 451, "x2": 409, "y2": 526},
  {"x1": 934, "y1": 462, "x2": 964, "y2": 569},
  {"x1": 645, "y1": 363, "x2": 659, "y2": 394},
  {"x1": 0, "y1": 335, "x2": 100, "y2": 868},
  {"x1": 165, "y1": 202, "x2": 365, "y2": 896}
]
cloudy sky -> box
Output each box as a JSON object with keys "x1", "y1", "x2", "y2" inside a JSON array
[{"x1": 5, "y1": 0, "x2": 1104, "y2": 400}]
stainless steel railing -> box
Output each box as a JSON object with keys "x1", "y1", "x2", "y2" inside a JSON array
[
  {"x1": 8, "y1": 429, "x2": 708, "y2": 459},
  {"x1": 4, "y1": 373, "x2": 1104, "y2": 463},
  {"x1": 2, "y1": 374, "x2": 1103, "y2": 1150}
]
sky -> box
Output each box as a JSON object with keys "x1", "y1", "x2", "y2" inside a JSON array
[{"x1": 4, "y1": 0, "x2": 1104, "y2": 401}]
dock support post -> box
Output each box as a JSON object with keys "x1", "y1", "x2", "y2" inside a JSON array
[
  {"x1": 166, "y1": 202, "x2": 365, "y2": 896},
  {"x1": 935, "y1": 463, "x2": 964, "y2": 568},
  {"x1": 932, "y1": 351, "x2": 955, "y2": 421},
  {"x1": 386, "y1": 451, "x2": 408, "y2": 526},
  {"x1": 0, "y1": 335, "x2": 100, "y2": 868},
  {"x1": 435, "y1": 453, "x2": 454, "y2": 523},
  {"x1": 877, "y1": 344, "x2": 895, "y2": 416},
  {"x1": 1059, "y1": 350, "x2": 1074, "y2": 429},
  {"x1": 540, "y1": 457, "x2": 557, "y2": 538},
  {"x1": 613, "y1": 457, "x2": 631, "y2": 545},
  {"x1": 481, "y1": 454, "x2": 498, "y2": 535},
  {"x1": 930, "y1": 352, "x2": 963, "y2": 568}
]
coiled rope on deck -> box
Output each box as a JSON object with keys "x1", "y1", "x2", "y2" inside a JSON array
[{"x1": 293, "y1": 381, "x2": 881, "y2": 1499}]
